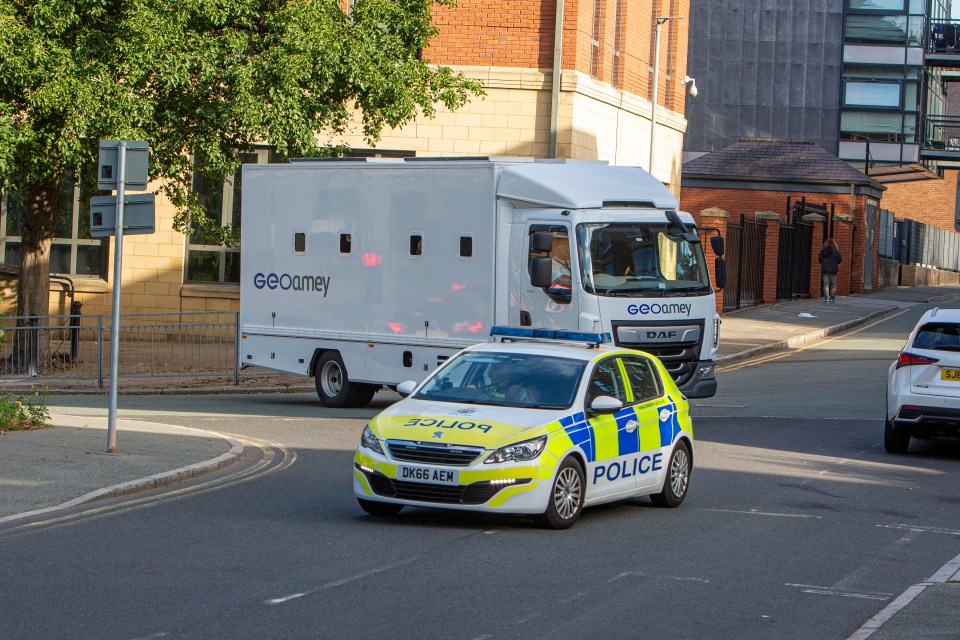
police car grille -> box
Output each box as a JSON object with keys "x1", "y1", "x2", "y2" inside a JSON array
[
  {"x1": 387, "y1": 441, "x2": 484, "y2": 466},
  {"x1": 365, "y1": 472, "x2": 529, "y2": 505}
]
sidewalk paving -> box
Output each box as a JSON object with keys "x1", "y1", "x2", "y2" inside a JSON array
[{"x1": 0, "y1": 283, "x2": 958, "y2": 638}]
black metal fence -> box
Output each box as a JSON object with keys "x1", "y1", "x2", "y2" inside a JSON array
[
  {"x1": 878, "y1": 211, "x2": 960, "y2": 271},
  {"x1": 723, "y1": 216, "x2": 766, "y2": 312},
  {"x1": 776, "y1": 221, "x2": 813, "y2": 299},
  {"x1": 0, "y1": 312, "x2": 240, "y2": 387}
]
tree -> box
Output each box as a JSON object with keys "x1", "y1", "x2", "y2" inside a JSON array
[{"x1": 0, "y1": 0, "x2": 482, "y2": 321}]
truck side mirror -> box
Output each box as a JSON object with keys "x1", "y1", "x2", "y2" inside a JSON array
[
  {"x1": 530, "y1": 257, "x2": 553, "y2": 288},
  {"x1": 714, "y1": 257, "x2": 727, "y2": 289},
  {"x1": 530, "y1": 231, "x2": 553, "y2": 253},
  {"x1": 711, "y1": 235, "x2": 725, "y2": 257}
]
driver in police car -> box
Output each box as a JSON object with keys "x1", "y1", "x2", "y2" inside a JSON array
[{"x1": 486, "y1": 364, "x2": 531, "y2": 402}]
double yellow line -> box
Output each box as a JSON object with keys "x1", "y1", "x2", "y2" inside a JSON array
[
  {"x1": 0, "y1": 435, "x2": 296, "y2": 538},
  {"x1": 718, "y1": 308, "x2": 909, "y2": 372}
]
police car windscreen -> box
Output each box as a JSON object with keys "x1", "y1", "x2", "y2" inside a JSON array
[{"x1": 415, "y1": 352, "x2": 587, "y2": 409}]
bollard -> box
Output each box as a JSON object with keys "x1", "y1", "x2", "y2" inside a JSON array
[
  {"x1": 69, "y1": 300, "x2": 83, "y2": 362},
  {"x1": 27, "y1": 315, "x2": 38, "y2": 377}
]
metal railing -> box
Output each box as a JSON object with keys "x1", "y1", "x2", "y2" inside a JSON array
[
  {"x1": 878, "y1": 211, "x2": 960, "y2": 271},
  {"x1": 901, "y1": 219, "x2": 960, "y2": 272},
  {"x1": 723, "y1": 215, "x2": 766, "y2": 312},
  {"x1": 929, "y1": 20, "x2": 960, "y2": 53},
  {"x1": 0, "y1": 312, "x2": 240, "y2": 387},
  {"x1": 922, "y1": 115, "x2": 960, "y2": 152}
]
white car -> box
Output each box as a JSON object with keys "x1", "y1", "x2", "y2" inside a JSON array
[
  {"x1": 885, "y1": 307, "x2": 960, "y2": 453},
  {"x1": 353, "y1": 327, "x2": 694, "y2": 529}
]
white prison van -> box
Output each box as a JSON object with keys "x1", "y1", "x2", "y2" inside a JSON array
[{"x1": 239, "y1": 157, "x2": 725, "y2": 407}]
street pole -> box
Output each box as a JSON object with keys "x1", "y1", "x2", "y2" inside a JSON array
[
  {"x1": 648, "y1": 16, "x2": 682, "y2": 176},
  {"x1": 106, "y1": 141, "x2": 126, "y2": 453}
]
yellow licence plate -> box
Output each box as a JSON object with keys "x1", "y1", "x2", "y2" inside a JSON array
[{"x1": 942, "y1": 368, "x2": 960, "y2": 381}]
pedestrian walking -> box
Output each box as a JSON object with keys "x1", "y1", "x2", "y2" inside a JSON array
[{"x1": 818, "y1": 238, "x2": 842, "y2": 303}]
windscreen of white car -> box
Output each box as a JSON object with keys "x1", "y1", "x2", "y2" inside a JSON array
[
  {"x1": 414, "y1": 352, "x2": 587, "y2": 410},
  {"x1": 577, "y1": 222, "x2": 711, "y2": 297}
]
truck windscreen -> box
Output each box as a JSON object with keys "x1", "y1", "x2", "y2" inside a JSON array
[{"x1": 576, "y1": 222, "x2": 711, "y2": 297}]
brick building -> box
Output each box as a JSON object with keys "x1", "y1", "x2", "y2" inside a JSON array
[
  {"x1": 0, "y1": 0, "x2": 694, "y2": 318},
  {"x1": 679, "y1": 140, "x2": 886, "y2": 313}
]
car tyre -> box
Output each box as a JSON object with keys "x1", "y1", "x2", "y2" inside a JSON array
[
  {"x1": 536, "y1": 457, "x2": 585, "y2": 530},
  {"x1": 651, "y1": 440, "x2": 691, "y2": 508},
  {"x1": 315, "y1": 352, "x2": 362, "y2": 408},
  {"x1": 884, "y1": 417, "x2": 911, "y2": 454},
  {"x1": 357, "y1": 498, "x2": 404, "y2": 517}
]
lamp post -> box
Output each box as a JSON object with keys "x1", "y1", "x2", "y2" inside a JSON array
[{"x1": 648, "y1": 15, "x2": 683, "y2": 176}]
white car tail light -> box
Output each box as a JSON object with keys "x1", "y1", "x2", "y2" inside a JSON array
[{"x1": 895, "y1": 352, "x2": 940, "y2": 369}]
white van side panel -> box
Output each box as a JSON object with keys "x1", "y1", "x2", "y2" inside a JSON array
[{"x1": 240, "y1": 164, "x2": 498, "y2": 380}]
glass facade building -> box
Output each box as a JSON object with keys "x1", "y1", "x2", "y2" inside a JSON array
[{"x1": 685, "y1": 0, "x2": 958, "y2": 175}]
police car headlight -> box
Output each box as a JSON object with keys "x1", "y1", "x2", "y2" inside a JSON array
[
  {"x1": 484, "y1": 436, "x2": 547, "y2": 464},
  {"x1": 360, "y1": 425, "x2": 384, "y2": 455}
]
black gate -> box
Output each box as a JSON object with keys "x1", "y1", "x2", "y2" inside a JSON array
[
  {"x1": 723, "y1": 216, "x2": 766, "y2": 312},
  {"x1": 776, "y1": 221, "x2": 813, "y2": 299}
]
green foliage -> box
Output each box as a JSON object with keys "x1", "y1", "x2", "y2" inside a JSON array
[
  {"x1": 0, "y1": 390, "x2": 51, "y2": 432},
  {"x1": 0, "y1": 0, "x2": 483, "y2": 244}
]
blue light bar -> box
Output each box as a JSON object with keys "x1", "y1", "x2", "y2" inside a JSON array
[{"x1": 490, "y1": 326, "x2": 612, "y2": 344}]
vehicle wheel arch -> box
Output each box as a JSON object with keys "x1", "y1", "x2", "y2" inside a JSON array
[{"x1": 308, "y1": 348, "x2": 331, "y2": 378}]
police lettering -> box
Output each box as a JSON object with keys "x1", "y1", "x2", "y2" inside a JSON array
[
  {"x1": 592, "y1": 453, "x2": 663, "y2": 484},
  {"x1": 253, "y1": 272, "x2": 331, "y2": 296},
  {"x1": 404, "y1": 417, "x2": 493, "y2": 433}
]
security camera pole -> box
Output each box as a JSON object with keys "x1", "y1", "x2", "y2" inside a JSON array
[{"x1": 649, "y1": 15, "x2": 683, "y2": 176}]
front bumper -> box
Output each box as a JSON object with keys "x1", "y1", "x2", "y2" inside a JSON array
[{"x1": 353, "y1": 450, "x2": 555, "y2": 514}]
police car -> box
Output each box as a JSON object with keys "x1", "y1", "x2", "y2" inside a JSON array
[{"x1": 353, "y1": 327, "x2": 694, "y2": 529}]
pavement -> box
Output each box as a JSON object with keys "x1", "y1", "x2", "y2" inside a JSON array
[{"x1": 1, "y1": 283, "x2": 959, "y2": 638}]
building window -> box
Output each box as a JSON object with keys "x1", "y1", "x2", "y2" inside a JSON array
[
  {"x1": 844, "y1": 81, "x2": 902, "y2": 108},
  {"x1": 847, "y1": 0, "x2": 906, "y2": 12},
  {"x1": 611, "y1": 0, "x2": 625, "y2": 87},
  {"x1": 590, "y1": 0, "x2": 604, "y2": 79},
  {"x1": 186, "y1": 147, "x2": 281, "y2": 284},
  {"x1": 1, "y1": 174, "x2": 108, "y2": 279}
]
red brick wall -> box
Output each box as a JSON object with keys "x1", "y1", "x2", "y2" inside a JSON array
[
  {"x1": 879, "y1": 169, "x2": 958, "y2": 232},
  {"x1": 428, "y1": 0, "x2": 690, "y2": 113},
  {"x1": 680, "y1": 186, "x2": 880, "y2": 300}
]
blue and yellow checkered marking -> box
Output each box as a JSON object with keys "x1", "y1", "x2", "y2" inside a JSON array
[{"x1": 555, "y1": 399, "x2": 681, "y2": 463}]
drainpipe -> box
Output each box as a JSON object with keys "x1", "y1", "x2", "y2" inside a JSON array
[{"x1": 549, "y1": 0, "x2": 564, "y2": 158}]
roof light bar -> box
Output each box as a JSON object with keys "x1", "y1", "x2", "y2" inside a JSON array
[{"x1": 490, "y1": 326, "x2": 612, "y2": 345}]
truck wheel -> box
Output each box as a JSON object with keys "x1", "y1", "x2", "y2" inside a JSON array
[
  {"x1": 353, "y1": 384, "x2": 379, "y2": 408},
  {"x1": 650, "y1": 440, "x2": 691, "y2": 508},
  {"x1": 315, "y1": 352, "x2": 361, "y2": 408}
]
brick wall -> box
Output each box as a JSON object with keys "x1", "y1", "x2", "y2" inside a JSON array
[
  {"x1": 430, "y1": 0, "x2": 689, "y2": 115},
  {"x1": 681, "y1": 185, "x2": 881, "y2": 305},
  {"x1": 879, "y1": 169, "x2": 958, "y2": 232}
]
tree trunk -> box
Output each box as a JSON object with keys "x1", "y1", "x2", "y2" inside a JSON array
[{"x1": 12, "y1": 177, "x2": 60, "y2": 369}]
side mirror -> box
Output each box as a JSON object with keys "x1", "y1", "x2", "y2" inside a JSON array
[
  {"x1": 714, "y1": 257, "x2": 727, "y2": 290},
  {"x1": 588, "y1": 395, "x2": 623, "y2": 414},
  {"x1": 710, "y1": 234, "x2": 725, "y2": 257},
  {"x1": 530, "y1": 231, "x2": 553, "y2": 253},
  {"x1": 396, "y1": 380, "x2": 418, "y2": 398},
  {"x1": 530, "y1": 256, "x2": 553, "y2": 288}
]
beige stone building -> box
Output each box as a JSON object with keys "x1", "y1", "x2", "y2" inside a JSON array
[{"x1": 0, "y1": 0, "x2": 691, "y2": 318}]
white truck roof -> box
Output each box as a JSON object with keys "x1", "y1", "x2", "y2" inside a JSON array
[
  {"x1": 280, "y1": 156, "x2": 679, "y2": 211},
  {"x1": 497, "y1": 162, "x2": 679, "y2": 210}
]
